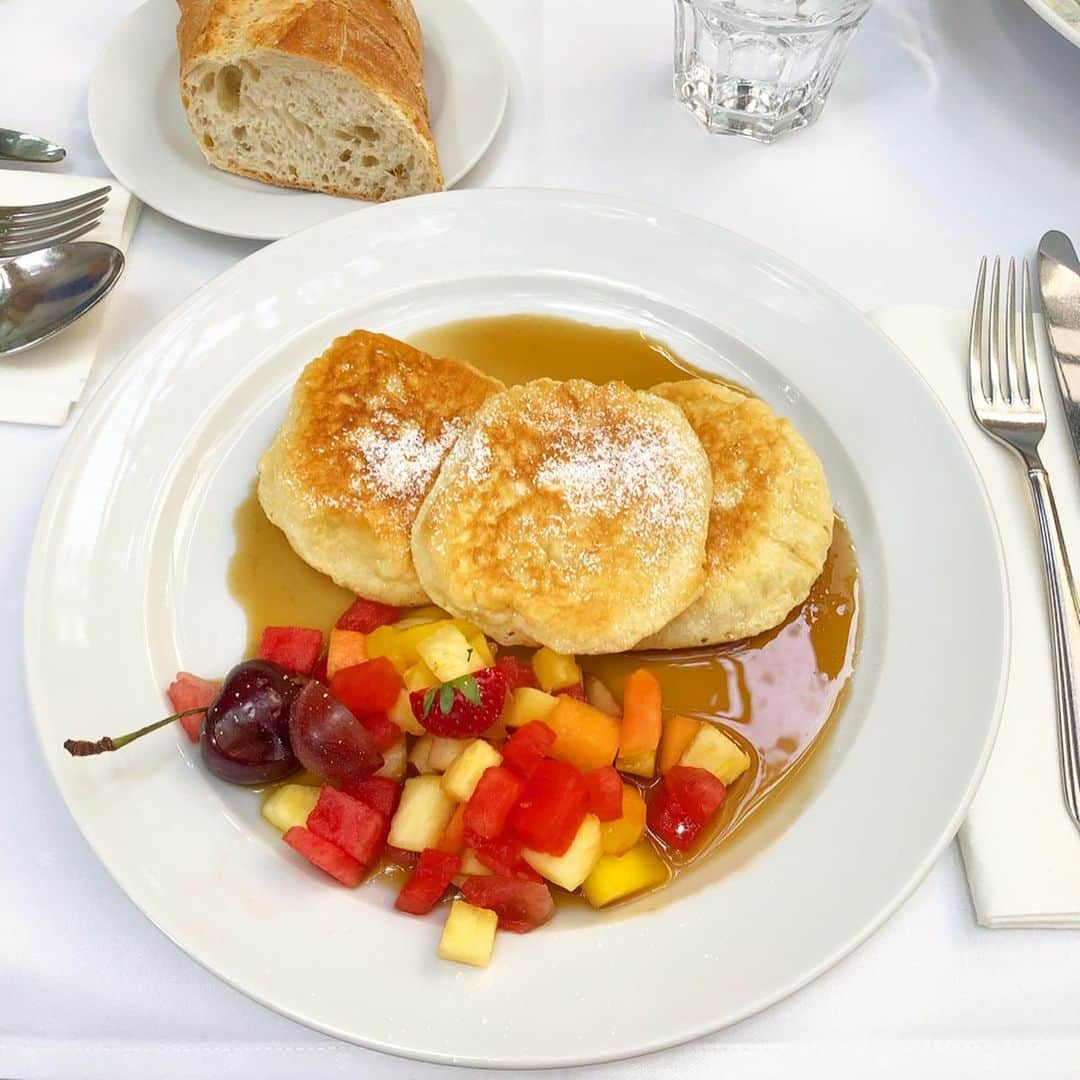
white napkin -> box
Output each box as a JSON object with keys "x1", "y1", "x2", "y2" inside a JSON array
[
  {"x1": 0, "y1": 170, "x2": 139, "y2": 426},
  {"x1": 870, "y1": 305, "x2": 1080, "y2": 927}
]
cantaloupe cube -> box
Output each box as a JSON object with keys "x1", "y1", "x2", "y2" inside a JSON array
[
  {"x1": 542, "y1": 698, "x2": 620, "y2": 772},
  {"x1": 374, "y1": 737, "x2": 407, "y2": 780},
  {"x1": 326, "y1": 628, "x2": 367, "y2": 679},
  {"x1": 658, "y1": 714, "x2": 702, "y2": 774},
  {"x1": 403, "y1": 661, "x2": 439, "y2": 693},
  {"x1": 600, "y1": 785, "x2": 647, "y2": 855},
  {"x1": 438, "y1": 900, "x2": 498, "y2": 967},
  {"x1": 388, "y1": 776, "x2": 455, "y2": 852},
  {"x1": 261, "y1": 784, "x2": 321, "y2": 832},
  {"x1": 502, "y1": 687, "x2": 559, "y2": 729},
  {"x1": 523, "y1": 814, "x2": 602, "y2": 891},
  {"x1": 389, "y1": 688, "x2": 426, "y2": 736},
  {"x1": 679, "y1": 724, "x2": 751, "y2": 784},
  {"x1": 582, "y1": 842, "x2": 669, "y2": 907},
  {"x1": 416, "y1": 624, "x2": 484, "y2": 682},
  {"x1": 531, "y1": 647, "x2": 582, "y2": 692},
  {"x1": 441, "y1": 740, "x2": 503, "y2": 802}
]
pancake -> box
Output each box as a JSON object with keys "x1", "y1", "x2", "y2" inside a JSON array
[
  {"x1": 411, "y1": 378, "x2": 713, "y2": 654},
  {"x1": 636, "y1": 379, "x2": 833, "y2": 650},
  {"x1": 257, "y1": 329, "x2": 503, "y2": 605}
]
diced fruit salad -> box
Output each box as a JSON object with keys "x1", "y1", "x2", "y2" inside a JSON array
[{"x1": 67, "y1": 600, "x2": 752, "y2": 969}]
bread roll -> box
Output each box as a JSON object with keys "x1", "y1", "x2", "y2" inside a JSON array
[{"x1": 176, "y1": 0, "x2": 444, "y2": 201}]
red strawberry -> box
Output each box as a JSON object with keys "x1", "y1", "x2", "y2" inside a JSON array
[{"x1": 409, "y1": 666, "x2": 509, "y2": 738}]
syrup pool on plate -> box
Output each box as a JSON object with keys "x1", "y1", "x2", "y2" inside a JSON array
[{"x1": 229, "y1": 314, "x2": 860, "y2": 890}]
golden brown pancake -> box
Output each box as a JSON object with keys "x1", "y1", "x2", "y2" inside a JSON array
[
  {"x1": 257, "y1": 329, "x2": 503, "y2": 605},
  {"x1": 636, "y1": 379, "x2": 833, "y2": 649},
  {"x1": 411, "y1": 378, "x2": 713, "y2": 654}
]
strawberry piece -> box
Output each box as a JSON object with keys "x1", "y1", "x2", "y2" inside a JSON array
[
  {"x1": 283, "y1": 826, "x2": 363, "y2": 887},
  {"x1": 336, "y1": 597, "x2": 402, "y2": 633},
  {"x1": 409, "y1": 665, "x2": 509, "y2": 738},
  {"x1": 495, "y1": 655, "x2": 539, "y2": 691},
  {"x1": 339, "y1": 775, "x2": 401, "y2": 818},
  {"x1": 511, "y1": 758, "x2": 589, "y2": 856},
  {"x1": 585, "y1": 765, "x2": 623, "y2": 822},
  {"x1": 257, "y1": 626, "x2": 324, "y2": 676},
  {"x1": 167, "y1": 672, "x2": 219, "y2": 743},
  {"x1": 329, "y1": 657, "x2": 403, "y2": 715},
  {"x1": 461, "y1": 875, "x2": 554, "y2": 933},
  {"x1": 464, "y1": 766, "x2": 523, "y2": 839},
  {"x1": 306, "y1": 785, "x2": 388, "y2": 867},
  {"x1": 394, "y1": 848, "x2": 461, "y2": 915},
  {"x1": 501, "y1": 720, "x2": 556, "y2": 778},
  {"x1": 359, "y1": 712, "x2": 403, "y2": 753},
  {"x1": 556, "y1": 683, "x2": 586, "y2": 701},
  {"x1": 647, "y1": 766, "x2": 726, "y2": 853},
  {"x1": 466, "y1": 831, "x2": 543, "y2": 881}
]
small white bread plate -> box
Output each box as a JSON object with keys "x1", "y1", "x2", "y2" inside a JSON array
[
  {"x1": 1022, "y1": 0, "x2": 1080, "y2": 49},
  {"x1": 25, "y1": 190, "x2": 1007, "y2": 1067},
  {"x1": 88, "y1": 0, "x2": 508, "y2": 240}
]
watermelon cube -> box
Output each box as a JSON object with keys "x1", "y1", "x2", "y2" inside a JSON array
[
  {"x1": 282, "y1": 826, "x2": 364, "y2": 887},
  {"x1": 257, "y1": 626, "x2": 324, "y2": 676}
]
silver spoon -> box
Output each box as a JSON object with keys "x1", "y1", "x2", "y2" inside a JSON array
[
  {"x1": 0, "y1": 242, "x2": 124, "y2": 356},
  {"x1": 0, "y1": 128, "x2": 66, "y2": 164}
]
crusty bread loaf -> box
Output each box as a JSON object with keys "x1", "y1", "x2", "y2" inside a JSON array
[{"x1": 176, "y1": 0, "x2": 444, "y2": 201}]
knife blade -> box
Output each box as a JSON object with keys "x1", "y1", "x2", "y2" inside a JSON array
[
  {"x1": 0, "y1": 128, "x2": 65, "y2": 164},
  {"x1": 1038, "y1": 231, "x2": 1080, "y2": 465}
]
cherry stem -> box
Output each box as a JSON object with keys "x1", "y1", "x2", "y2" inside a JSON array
[{"x1": 63, "y1": 708, "x2": 205, "y2": 757}]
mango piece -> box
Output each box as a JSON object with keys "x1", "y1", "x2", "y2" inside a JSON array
[
  {"x1": 600, "y1": 784, "x2": 647, "y2": 855},
  {"x1": 261, "y1": 784, "x2": 320, "y2": 832},
  {"x1": 391, "y1": 606, "x2": 447, "y2": 630},
  {"x1": 502, "y1": 687, "x2": 559, "y2": 729},
  {"x1": 523, "y1": 814, "x2": 602, "y2": 891},
  {"x1": 679, "y1": 724, "x2": 751, "y2": 785},
  {"x1": 363, "y1": 626, "x2": 409, "y2": 673},
  {"x1": 438, "y1": 900, "x2": 498, "y2": 967},
  {"x1": 442, "y1": 740, "x2": 503, "y2": 802},
  {"x1": 388, "y1": 775, "x2": 456, "y2": 852},
  {"x1": 542, "y1": 697, "x2": 620, "y2": 772},
  {"x1": 531, "y1": 647, "x2": 582, "y2": 692},
  {"x1": 583, "y1": 843, "x2": 669, "y2": 907}
]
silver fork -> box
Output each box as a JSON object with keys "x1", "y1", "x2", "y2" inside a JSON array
[
  {"x1": 0, "y1": 185, "x2": 110, "y2": 258},
  {"x1": 969, "y1": 255, "x2": 1080, "y2": 831}
]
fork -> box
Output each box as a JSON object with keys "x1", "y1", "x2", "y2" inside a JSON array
[
  {"x1": 969, "y1": 255, "x2": 1080, "y2": 832},
  {"x1": 0, "y1": 185, "x2": 110, "y2": 258}
]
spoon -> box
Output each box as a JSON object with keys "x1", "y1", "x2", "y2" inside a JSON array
[
  {"x1": 0, "y1": 128, "x2": 66, "y2": 164},
  {"x1": 0, "y1": 242, "x2": 124, "y2": 356}
]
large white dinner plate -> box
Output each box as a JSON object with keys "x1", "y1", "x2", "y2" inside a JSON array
[
  {"x1": 88, "y1": 0, "x2": 508, "y2": 240},
  {"x1": 1021, "y1": 0, "x2": 1080, "y2": 48},
  {"x1": 26, "y1": 190, "x2": 1007, "y2": 1068}
]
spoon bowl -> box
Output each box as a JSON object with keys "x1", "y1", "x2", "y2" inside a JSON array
[{"x1": 0, "y1": 242, "x2": 124, "y2": 356}]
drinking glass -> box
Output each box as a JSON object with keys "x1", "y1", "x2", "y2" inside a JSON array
[{"x1": 673, "y1": 0, "x2": 873, "y2": 143}]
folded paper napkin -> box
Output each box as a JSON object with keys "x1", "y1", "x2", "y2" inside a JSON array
[
  {"x1": 0, "y1": 170, "x2": 139, "y2": 426},
  {"x1": 871, "y1": 305, "x2": 1080, "y2": 927}
]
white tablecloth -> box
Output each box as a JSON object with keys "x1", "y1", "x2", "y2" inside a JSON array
[{"x1": 4, "y1": 1, "x2": 1080, "y2": 1077}]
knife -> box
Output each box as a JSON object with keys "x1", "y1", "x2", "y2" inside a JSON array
[
  {"x1": 0, "y1": 127, "x2": 66, "y2": 164},
  {"x1": 1039, "y1": 231, "x2": 1080, "y2": 465}
]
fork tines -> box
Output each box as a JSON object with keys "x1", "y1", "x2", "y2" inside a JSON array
[{"x1": 0, "y1": 185, "x2": 111, "y2": 258}]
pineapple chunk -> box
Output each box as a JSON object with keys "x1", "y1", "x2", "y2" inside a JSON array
[
  {"x1": 389, "y1": 688, "x2": 426, "y2": 736},
  {"x1": 261, "y1": 784, "x2": 320, "y2": 832},
  {"x1": 459, "y1": 847, "x2": 493, "y2": 878},
  {"x1": 441, "y1": 740, "x2": 503, "y2": 802},
  {"x1": 502, "y1": 687, "x2": 559, "y2": 729},
  {"x1": 584, "y1": 673, "x2": 621, "y2": 717},
  {"x1": 409, "y1": 733, "x2": 435, "y2": 773},
  {"x1": 523, "y1": 814, "x2": 602, "y2": 891},
  {"x1": 531, "y1": 647, "x2": 582, "y2": 692},
  {"x1": 391, "y1": 605, "x2": 447, "y2": 630},
  {"x1": 388, "y1": 776, "x2": 456, "y2": 852},
  {"x1": 374, "y1": 737, "x2": 407, "y2": 780},
  {"x1": 438, "y1": 900, "x2": 498, "y2": 968},
  {"x1": 582, "y1": 843, "x2": 669, "y2": 907},
  {"x1": 615, "y1": 749, "x2": 656, "y2": 779},
  {"x1": 363, "y1": 626, "x2": 409, "y2": 673},
  {"x1": 403, "y1": 661, "x2": 439, "y2": 693},
  {"x1": 416, "y1": 624, "x2": 484, "y2": 682},
  {"x1": 679, "y1": 724, "x2": 751, "y2": 784},
  {"x1": 429, "y1": 736, "x2": 470, "y2": 772},
  {"x1": 466, "y1": 633, "x2": 496, "y2": 668}
]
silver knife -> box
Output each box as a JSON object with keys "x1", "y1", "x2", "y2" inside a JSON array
[
  {"x1": 1039, "y1": 231, "x2": 1080, "y2": 464},
  {"x1": 0, "y1": 128, "x2": 65, "y2": 163}
]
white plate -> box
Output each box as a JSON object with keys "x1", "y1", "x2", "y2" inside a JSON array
[
  {"x1": 26, "y1": 190, "x2": 1008, "y2": 1068},
  {"x1": 88, "y1": 0, "x2": 508, "y2": 240},
  {"x1": 1022, "y1": 0, "x2": 1080, "y2": 48}
]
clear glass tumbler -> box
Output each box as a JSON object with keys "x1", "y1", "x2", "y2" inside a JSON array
[{"x1": 673, "y1": 0, "x2": 873, "y2": 143}]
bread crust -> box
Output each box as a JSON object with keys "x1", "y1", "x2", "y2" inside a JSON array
[{"x1": 176, "y1": 0, "x2": 442, "y2": 194}]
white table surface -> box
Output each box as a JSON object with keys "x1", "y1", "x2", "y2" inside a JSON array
[{"x1": 4, "y1": 1, "x2": 1080, "y2": 1077}]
